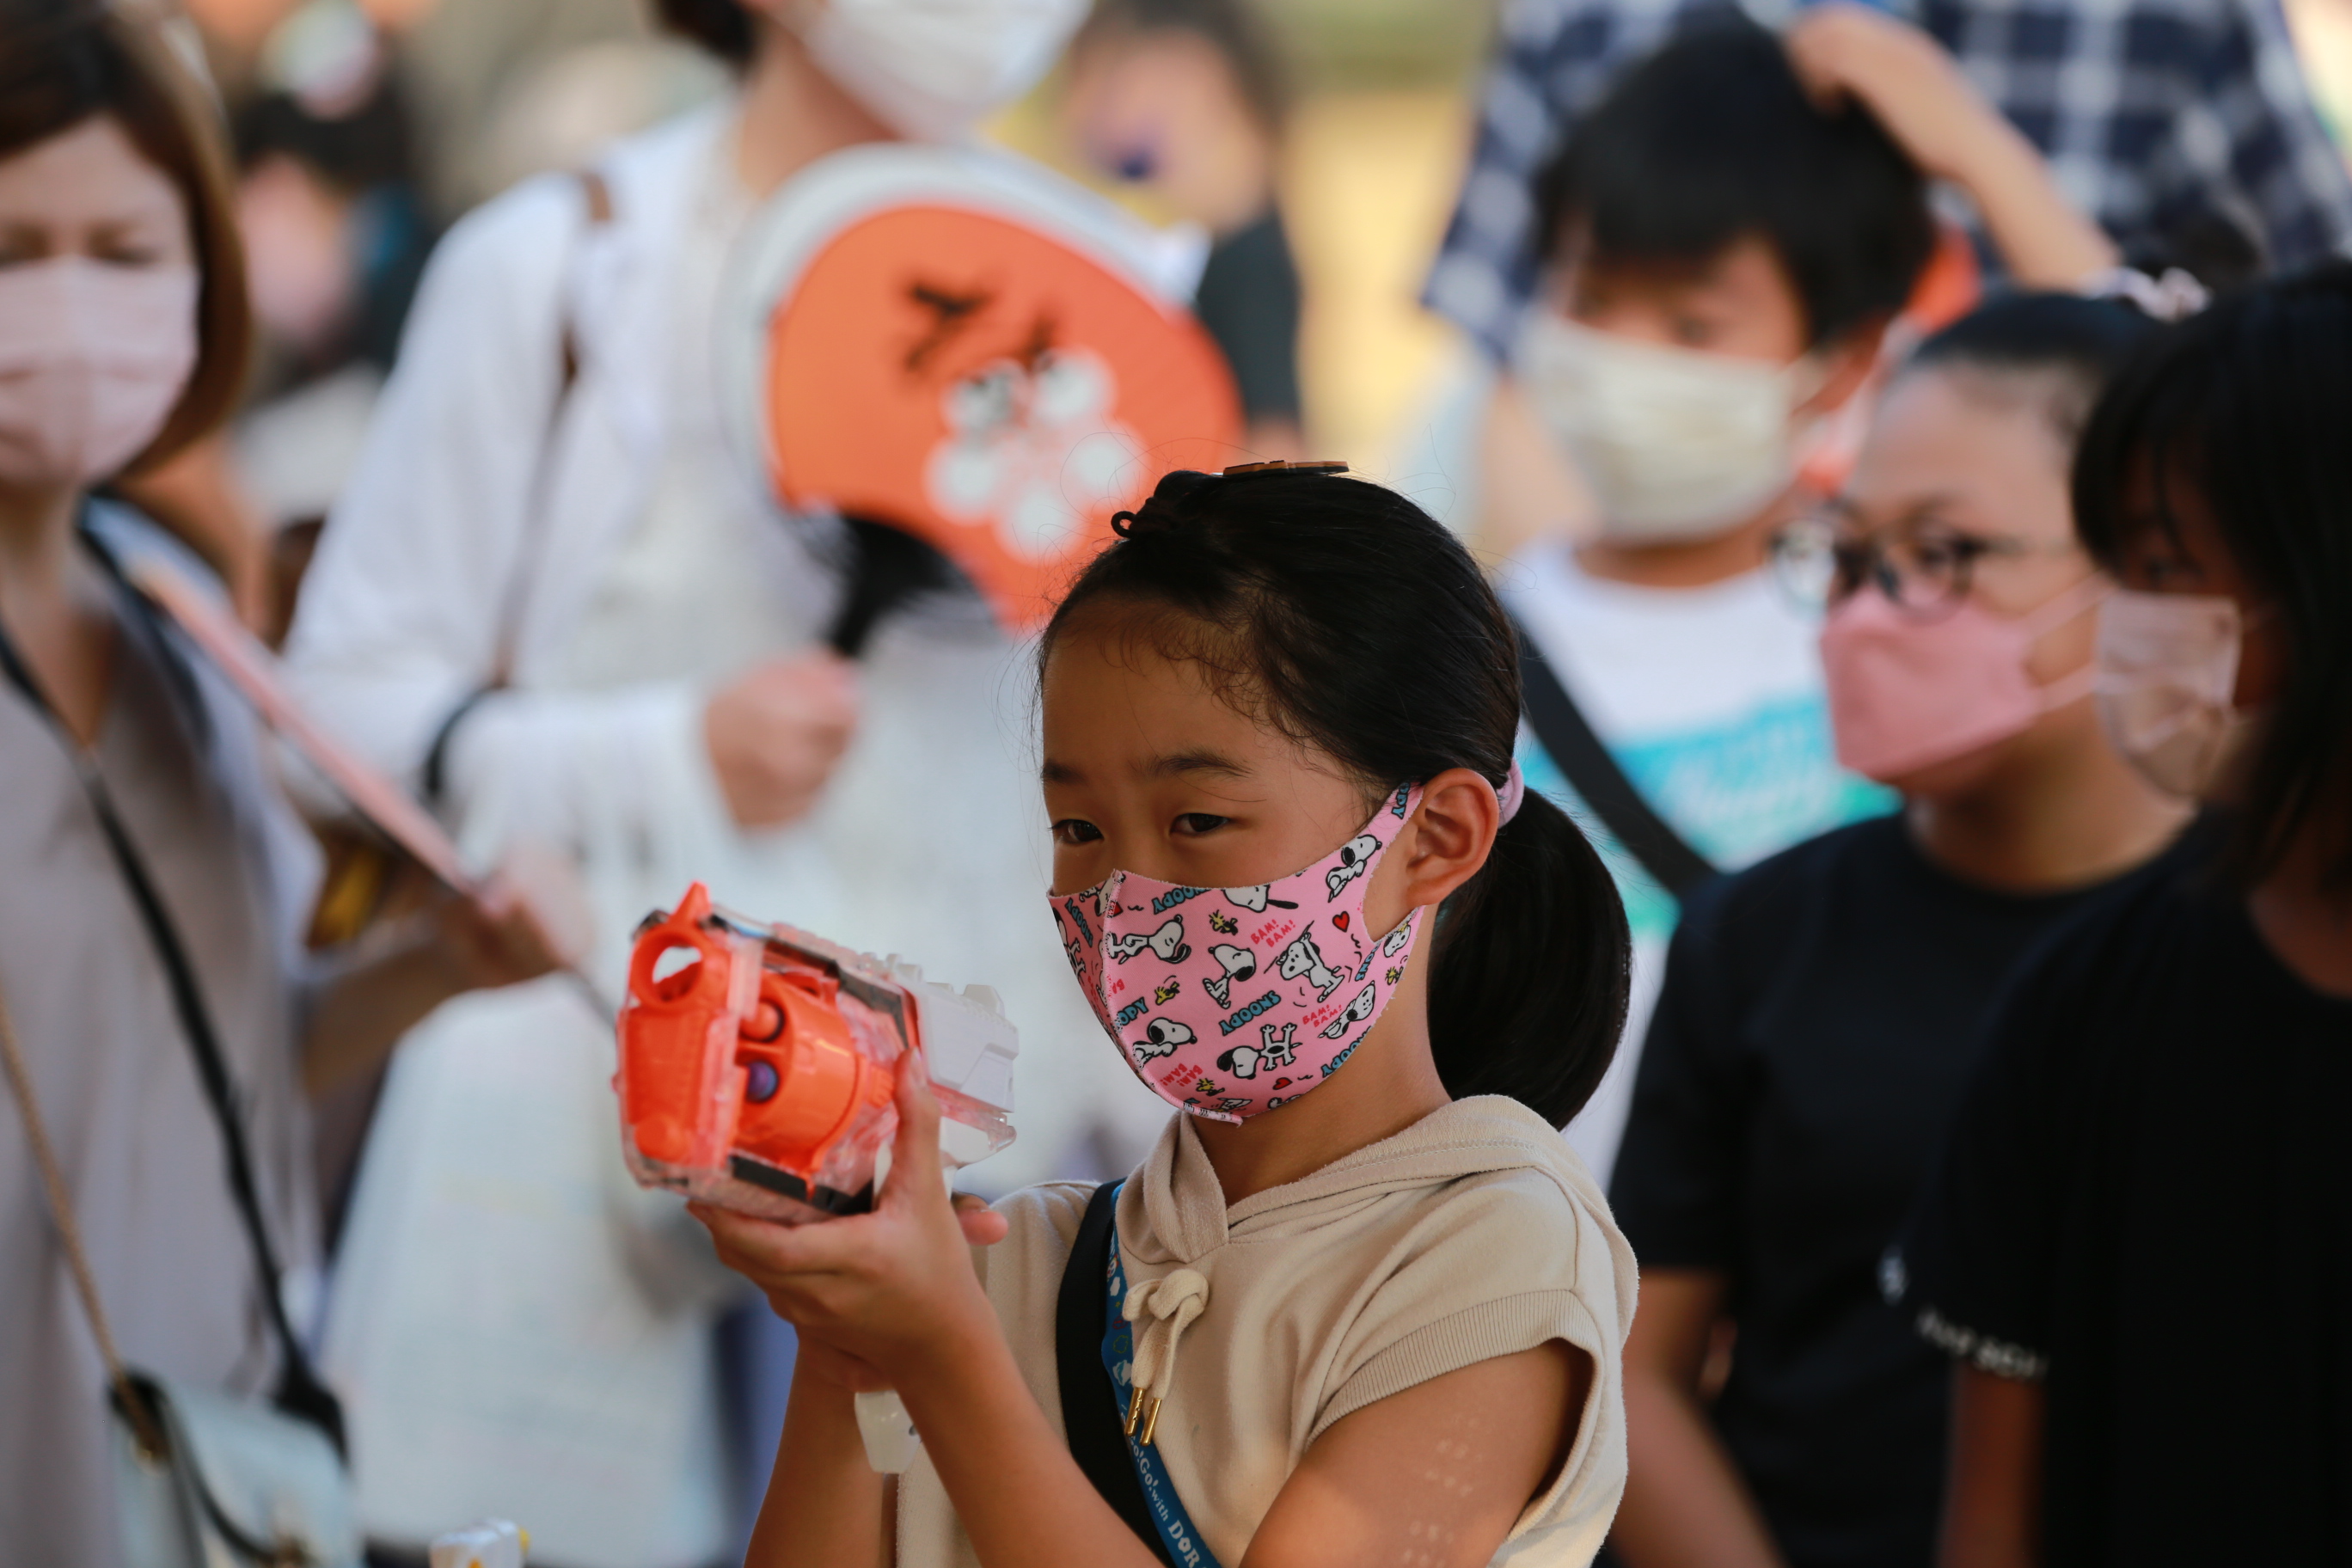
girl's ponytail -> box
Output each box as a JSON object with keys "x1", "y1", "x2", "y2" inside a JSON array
[
  {"x1": 1428, "y1": 791, "x2": 1629, "y2": 1126},
  {"x1": 1044, "y1": 467, "x2": 1633, "y2": 1127}
]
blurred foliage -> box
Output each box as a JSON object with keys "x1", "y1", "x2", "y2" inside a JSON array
[{"x1": 1259, "y1": 0, "x2": 1498, "y2": 89}]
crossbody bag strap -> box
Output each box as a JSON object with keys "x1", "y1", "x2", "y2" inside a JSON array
[
  {"x1": 420, "y1": 165, "x2": 615, "y2": 806},
  {"x1": 1511, "y1": 613, "x2": 1718, "y2": 901},
  {"x1": 0, "y1": 560, "x2": 346, "y2": 1455},
  {"x1": 1057, "y1": 1180, "x2": 1174, "y2": 1564},
  {"x1": 0, "y1": 973, "x2": 169, "y2": 1461}
]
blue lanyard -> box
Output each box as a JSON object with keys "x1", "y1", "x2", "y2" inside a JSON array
[{"x1": 1100, "y1": 1187, "x2": 1224, "y2": 1568}]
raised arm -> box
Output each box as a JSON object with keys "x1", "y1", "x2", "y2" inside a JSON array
[{"x1": 1785, "y1": 4, "x2": 2119, "y2": 291}]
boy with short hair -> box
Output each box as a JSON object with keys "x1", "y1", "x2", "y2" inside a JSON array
[{"x1": 1500, "y1": 5, "x2": 2116, "y2": 1174}]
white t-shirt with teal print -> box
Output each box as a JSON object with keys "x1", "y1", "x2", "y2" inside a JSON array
[{"x1": 1502, "y1": 546, "x2": 1893, "y2": 1179}]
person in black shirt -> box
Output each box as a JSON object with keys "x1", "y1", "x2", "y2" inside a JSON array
[
  {"x1": 1607, "y1": 295, "x2": 2192, "y2": 1568},
  {"x1": 1897, "y1": 262, "x2": 2352, "y2": 1566}
]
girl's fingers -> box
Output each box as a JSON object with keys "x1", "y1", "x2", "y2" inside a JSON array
[
  {"x1": 952, "y1": 1192, "x2": 1010, "y2": 1246},
  {"x1": 691, "y1": 1202, "x2": 867, "y2": 1277},
  {"x1": 883, "y1": 1049, "x2": 947, "y2": 1204}
]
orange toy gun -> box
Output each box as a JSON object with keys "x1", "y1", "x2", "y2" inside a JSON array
[{"x1": 616, "y1": 883, "x2": 1017, "y2": 1225}]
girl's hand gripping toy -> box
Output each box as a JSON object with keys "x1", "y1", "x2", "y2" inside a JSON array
[{"x1": 616, "y1": 882, "x2": 1019, "y2": 1224}]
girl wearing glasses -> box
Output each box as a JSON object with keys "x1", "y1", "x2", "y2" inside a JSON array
[
  {"x1": 1898, "y1": 263, "x2": 2352, "y2": 1566},
  {"x1": 1605, "y1": 293, "x2": 2196, "y2": 1568}
]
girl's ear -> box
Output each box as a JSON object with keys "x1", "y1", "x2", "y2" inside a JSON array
[{"x1": 1396, "y1": 767, "x2": 1503, "y2": 910}]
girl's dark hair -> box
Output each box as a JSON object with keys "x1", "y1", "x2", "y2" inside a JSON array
[
  {"x1": 0, "y1": 0, "x2": 250, "y2": 471},
  {"x1": 2073, "y1": 260, "x2": 2352, "y2": 891},
  {"x1": 1533, "y1": 15, "x2": 1934, "y2": 349},
  {"x1": 1041, "y1": 469, "x2": 1632, "y2": 1126},
  {"x1": 653, "y1": 0, "x2": 756, "y2": 64},
  {"x1": 1903, "y1": 291, "x2": 2167, "y2": 446}
]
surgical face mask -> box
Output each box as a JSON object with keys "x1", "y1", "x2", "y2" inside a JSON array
[
  {"x1": 1050, "y1": 786, "x2": 1425, "y2": 1124},
  {"x1": 792, "y1": 0, "x2": 1089, "y2": 142},
  {"x1": 2094, "y1": 589, "x2": 2257, "y2": 799},
  {"x1": 1518, "y1": 312, "x2": 1820, "y2": 542},
  {"x1": 0, "y1": 257, "x2": 197, "y2": 488},
  {"x1": 1822, "y1": 576, "x2": 2107, "y2": 782}
]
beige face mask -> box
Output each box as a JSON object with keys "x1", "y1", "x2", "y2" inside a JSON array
[
  {"x1": 1517, "y1": 313, "x2": 1824, "y2": 542},
  {"x1": 2093, "y1": 588, "x2": 2259, "y2": 799},
  {"x1": 781, "y1": 0, "x2": 1088, "y2": 142}
]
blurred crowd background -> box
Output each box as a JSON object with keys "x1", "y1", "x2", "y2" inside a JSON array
[
  {"x1": 10, "y1": 0, "x2": 2352, "y2": 1563},
  {"x1": 144, "y1": 0, "x2": 2352, "y2": 613}
]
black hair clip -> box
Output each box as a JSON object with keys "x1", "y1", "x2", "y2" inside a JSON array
[{"x1": 1220, "y1": 460, "x2": 1349, "y2": 477}]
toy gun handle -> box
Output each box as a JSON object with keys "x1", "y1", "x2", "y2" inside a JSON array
[{"x1": 854, "y1": 1389, "x2": 921, "y2": 1473}]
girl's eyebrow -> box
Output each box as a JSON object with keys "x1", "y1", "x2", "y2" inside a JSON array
[
  {"x1": 1039, "y1": 750, "x2": 1252, "y2": 785},
  {"x1": 1148, "y1": 750, "x2": 1251, "y2": 781}
]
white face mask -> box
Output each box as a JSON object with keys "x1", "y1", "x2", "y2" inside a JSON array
[
  {"x1": 2093, "y1": 588, "x2": 2257, "y2": 799},
  {"x1": 0, "y1": 257, "x2": 198, "y2": 489},
  {"x1": 1517, "y1": 312, "x2": 1821, "y2": 542},
  {"x1": 790, "y1": 0, "x2": 1088, "y2": 143}
]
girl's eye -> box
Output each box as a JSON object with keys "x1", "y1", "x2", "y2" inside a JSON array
[
  {"x1": 1172, "y1": 812, "x2": 1230, "y2": 836},
  {"x1": 1051, "y1": 818, "x2": 1102, "y2": 847}
]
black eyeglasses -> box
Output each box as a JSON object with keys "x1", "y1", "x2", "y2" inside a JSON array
[{"x1": 1769, "y1": 512, "x2": 2073, "y2": 619}]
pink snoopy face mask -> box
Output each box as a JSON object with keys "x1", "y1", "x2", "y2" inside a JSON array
[{"x1": 1050, "y1": 785, "x2": 1426, "y2": 1124}]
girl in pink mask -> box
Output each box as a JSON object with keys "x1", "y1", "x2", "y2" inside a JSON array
[
  {"x1": 1901, "y1": 263, "x2": 2352, "y2": 1568},
  {"x1": 699, "y1": 464, "x2": 1641, "y2": 1568},
  {"x1": 1608, "y1": 295, "x2": 2196, "y2": 1568},
  {"x1": 0, "y1": 9, "x2": 567, "y2": 1559}
]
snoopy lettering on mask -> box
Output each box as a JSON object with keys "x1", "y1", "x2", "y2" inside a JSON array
[
  {"x1": 1324, "y1": 836, "x2": 1381, "y2": 900},
  {"x1": 1222, "y1": 885, "x2": 1299, "y2": 914},
  {"x1": 1204, "y1": 943, "x2": 1258, "y2": 1008},
  {"x1": 1131, "y1": 1017, "x2": 1197, "y2": 1063},
  {"x1": 1277, "y1": 927, "x2": 1345, "y2": 1001},
  {"x1": 1320, "y1": 983, "x2": 1377, "y2": 1039},
  {"x1": 1216, "y1": 1021, "x2": 1299, "y2": 1080},
  {"x1": 1105, "y1": 914, "x2": 1189, "y2": 965}
]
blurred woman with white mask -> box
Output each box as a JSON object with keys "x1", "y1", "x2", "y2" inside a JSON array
[{"x1": 280, "y1": 3, "x2": 1144, "y2": 1563}]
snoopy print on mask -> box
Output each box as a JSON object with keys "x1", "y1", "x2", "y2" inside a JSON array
[{"x1": 1049, "y1": 787, "x2": 1426, "y2": 1123}]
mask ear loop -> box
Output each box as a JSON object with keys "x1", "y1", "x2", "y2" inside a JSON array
[
  {"x1": 2024, "y1": 573, "x2": 2116, "y2": 712},
  {"x1": 1496, "y1": 763, "x2": 1526, "y2": 826}
]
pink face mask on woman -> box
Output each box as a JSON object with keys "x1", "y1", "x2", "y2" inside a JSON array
[
  {"x1": 1050, "y1": 786, "x2": 1425, "y2": 1123},
  {"x1": 1821, "y1": 577, "x2": 2108, "y2": 782},
  {"x1": 0, "y1": 256, "x2": 197, "y2": 487}
]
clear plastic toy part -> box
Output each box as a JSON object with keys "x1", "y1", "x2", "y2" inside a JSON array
[
  {"x1": 429, "y1": 1520, "x2": 527, "y2": 1568},
  {"x1": 616, "y1": 883, "x2": 1020, "y2": 1227}
]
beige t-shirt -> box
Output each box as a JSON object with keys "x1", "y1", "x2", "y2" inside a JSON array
[{"x1": 898, "y1": 1095, "x2": 1637, "y2": 1565}]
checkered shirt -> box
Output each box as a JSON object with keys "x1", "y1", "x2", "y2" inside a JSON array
[{"x1": 1428, "y1": 0, "x2": 2352, "y2": 360}]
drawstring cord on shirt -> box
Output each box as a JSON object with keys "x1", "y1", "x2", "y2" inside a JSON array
[{"x1": 1122, "y1": 1268, "x2": 1210, "y2": 1446}]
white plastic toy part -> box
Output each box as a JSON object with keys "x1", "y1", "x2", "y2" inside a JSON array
[
  {"x1": 881, "y1": 956, "x2": 1020, "y2": 1172},
  {"x1": 854, "y1": 1389, "x2": 922, "y2": 1473},
  {"x1": 429, "y1": 1520, "x2": 526, "y2": 1568}
]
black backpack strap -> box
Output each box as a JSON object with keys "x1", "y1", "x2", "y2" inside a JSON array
[
  {"x1": 1057, "y1": 1181, "x2": 1174, "y2": 1565},
  {"x1": 1512, "y1": 613, "x2": 1718, "y2": 902},
  {"x1": 0, "y1": 536, "x2": 346, "y2": 1454}
]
